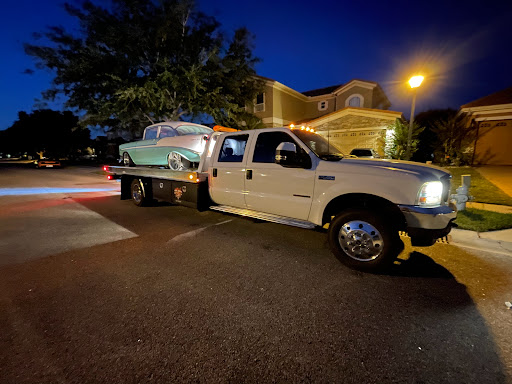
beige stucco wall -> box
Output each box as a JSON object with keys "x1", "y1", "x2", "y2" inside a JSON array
[{"x1": 474, "y1": 120, "x2": 512, "y2": 165}]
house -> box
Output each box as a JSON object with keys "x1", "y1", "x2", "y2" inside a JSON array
[
  {"x1": 250, "y1": 76, "x2": 402, "y2": 155},
  {"x1": 460, "y1": 86, "x2": 512, "y2": 165}
]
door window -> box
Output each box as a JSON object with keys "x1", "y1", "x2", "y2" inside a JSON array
[
  {"x1": 218, "y1": 135, "x2": 249, "y2": 162},
  {"x1": 143, "y1": 126, "x2": 158, "y2": 140},
  {"x1": 252, "y1": 132, "x2": 299, "y2": 163}
]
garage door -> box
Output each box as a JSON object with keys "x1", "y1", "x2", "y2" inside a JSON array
[{"x1": 320, "y1": 130, "x2": 383, "y2": 155}]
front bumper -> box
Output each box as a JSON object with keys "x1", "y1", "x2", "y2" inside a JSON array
[{"x1": 398, "y1": 203, "x2": 457, "y2": 246}]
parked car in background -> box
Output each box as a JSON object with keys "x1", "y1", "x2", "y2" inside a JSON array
[
  {"x1": 35, "y1": 158, "x2": 61, "y2": 168},
  {"x1": 349, "y1": 148, "x2": 380, "y2": 158},
  {"x1": 119, "y1": 122, "x2": 213, "y2": 170}
]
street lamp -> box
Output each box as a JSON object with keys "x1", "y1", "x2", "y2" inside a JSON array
[{"x1": 405, "y1": 75, "x2": 424, "y2": 160}]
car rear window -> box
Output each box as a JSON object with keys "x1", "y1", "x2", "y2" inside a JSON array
[{"x1": 176, "y1": 125, "x2": 213, "y2": 135}]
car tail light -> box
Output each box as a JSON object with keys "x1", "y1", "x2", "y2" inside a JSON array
[
  {"x1": 107, "y1": 175, "x2": 113, "y2": 180},
  {"x1": 103, "y1": 165, "x2": 108, "y2": 172}
]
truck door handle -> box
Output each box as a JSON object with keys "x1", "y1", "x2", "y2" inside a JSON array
[
  {"x1": 246, "y1": 169, "x2": 252, "y2": 180},
  {"x1": 213, "y1": 168, "x2": 217, "y2": 177}
]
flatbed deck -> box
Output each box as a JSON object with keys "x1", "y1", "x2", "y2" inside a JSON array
[{"x1": 105, "y1": 165, "x2": 206, "y2": 183}]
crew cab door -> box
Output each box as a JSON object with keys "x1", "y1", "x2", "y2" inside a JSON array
[
  {"x1": 209, "y1": 133, "x2": 251, "y2": 208},
  {"x1": 244, "y1": 131, "x2": 315, "y2": 220}
]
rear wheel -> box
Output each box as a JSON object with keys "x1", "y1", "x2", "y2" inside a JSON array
[
  {"x1": 130, "y1": 179, "x2": 148, "y2": 207},
  {"x1": 168, "y1": 151, "x2": 190, "y2": 171},
  {"x1": 123, "y1": 152, "x2": 134, "y2": 167},
  {"x1": 328, "y1": 208, "x2": 403, "y2": 271}
]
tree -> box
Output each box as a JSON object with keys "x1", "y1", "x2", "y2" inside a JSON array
[
  {"x1": 0, "y1": 110, "x2": 89, "y2": 158},
  {"x1": 25, "y1": 0, "x2": 262, "y2": 137},
  {"x1": 385, "y1": 119, "x2": 424, "y2": 160},
  {"x1": 431, "y1": 111, "x2": 475, "y2": 166}
]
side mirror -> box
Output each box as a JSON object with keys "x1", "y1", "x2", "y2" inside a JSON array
[{"x1": 275, "y1": 142, "x2": 311, "y2": 169}]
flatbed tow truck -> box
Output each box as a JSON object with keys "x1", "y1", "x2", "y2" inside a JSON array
[{"x1": 105, "y1": 127, "x2": 456, "y2": 271}]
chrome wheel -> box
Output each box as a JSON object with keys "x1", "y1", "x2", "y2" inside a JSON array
[
  {"x1": 338, "y1": 220, "x2": 384, "y2": 262},
  {"x1": 168, "y1": 152, "x2": 185, "y2": 171},
  {"x1": 131, "y1": 181, "x2": 143, "y2": 205}
]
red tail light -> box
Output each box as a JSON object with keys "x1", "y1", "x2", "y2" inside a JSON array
[{"x1": 107, "y1": 175, "x2": 112, "y2": 180}]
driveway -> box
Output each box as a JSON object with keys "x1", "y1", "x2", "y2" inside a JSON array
[{"x1": 476, "y1": 166, "x2": 512, "y2": 197}]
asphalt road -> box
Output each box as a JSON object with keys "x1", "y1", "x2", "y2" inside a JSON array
[{"x1": 1, "y1": 164, "x2": 512, "y2": 383}]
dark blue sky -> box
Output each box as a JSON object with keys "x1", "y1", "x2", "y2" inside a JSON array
[{"x1": 1, "y1": 0, "x2": 511, "y2": 133}]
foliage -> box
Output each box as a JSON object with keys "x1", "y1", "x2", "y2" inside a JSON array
[
  {"x1": 384, "y1": 119, "x2": 424, "y2": 160},
  {"x1": 24, "y1": 0, "x2": 263, "y2": 137},
  {"x1": 413, "y1": 109, "x2": 455, "y2": 163},
  {"x1": 431, "y1": 111, "x2": 475, "y2": 166},
  {"x1": 455, "y1": 208, "x2": 512, "y2": 232},
  {"x1": 0, "y1": 110, "x2": 89, "y2": 158}
]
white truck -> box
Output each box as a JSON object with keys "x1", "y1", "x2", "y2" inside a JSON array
[{"x1": 105, "y1": 127, "x2": 456, "y2": 271}]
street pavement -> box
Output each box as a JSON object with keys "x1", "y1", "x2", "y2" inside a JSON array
[{"x1": 1, "y1": 164, "x2": 512, "y2": 383}]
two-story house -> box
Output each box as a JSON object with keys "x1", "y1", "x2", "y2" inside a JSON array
[
  {"x1": 460, "y1": 86, "x2": 512, "y2": 165},
  {"x1": 250, "y1": 76, "x2": 402, "y2": 155}
]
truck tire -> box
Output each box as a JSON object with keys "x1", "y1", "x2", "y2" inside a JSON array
[
  {"x1": 131, "y1": 179, "x2": 148, "y2": 207},
  {"x1": 123, "y1": 152, "x2": 134, "y2": 167},
  {"x1": 328, "y1": 208, "x2": 403, "y2": 271}
]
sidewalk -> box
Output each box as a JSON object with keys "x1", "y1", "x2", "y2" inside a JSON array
[
  {"x1": 450, "y1": 227, "x2": 512, "y2": 256},
  {"x1": 451, "y1": 200, "x2": 512, "y2": 256}
]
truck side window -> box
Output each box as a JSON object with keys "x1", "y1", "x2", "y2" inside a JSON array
[
  {"x1": 218, "y1": 134, "x2": 249, "y2": 162},
  {"x1": 253, "y1": 132, "x2": 298, "y2": 163}
]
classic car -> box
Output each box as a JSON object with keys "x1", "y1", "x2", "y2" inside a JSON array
[
  {"x1": 119, "y1": 122, "x2": 213, "y2": 170},
  {"x1": 35, "y1": 158, "x2": 62, "y2": 168}
]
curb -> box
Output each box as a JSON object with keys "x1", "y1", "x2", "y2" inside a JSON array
[{"x1": 449, "y1": 228, "x2": 512, "y2": 256}]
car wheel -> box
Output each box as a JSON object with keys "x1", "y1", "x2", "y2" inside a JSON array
[
  {"x1": 328, "y1": 208, "x2": 403, "y2": 271},
  {"x1": 131, "y1": 179, "x2": 148, "y2": 207},
  {"x1": 168, "y1": 151, "x2": 189, "y2": 171},
  {"x1": 123, "y1": 152, "x2": 134, "y2": 167}
]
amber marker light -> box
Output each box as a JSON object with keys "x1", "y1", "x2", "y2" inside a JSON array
[
  {"x1": 408, "y1": 75, "x2": 424, "y2": 88},
  {"x1": 290, "y1": 124, "x2": 295, "y2": 129},
  {"x1": 188, "y1": 174, "x2": 194, "y2": 180}
]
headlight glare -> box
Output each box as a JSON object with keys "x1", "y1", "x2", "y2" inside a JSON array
[{"x1": 418, "y1": 181, "x2": 443, "y2": 206}]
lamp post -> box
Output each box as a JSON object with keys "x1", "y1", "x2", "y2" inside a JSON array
[{"x1": 405, "y1": 75, "x2": 424, "y2": 160}]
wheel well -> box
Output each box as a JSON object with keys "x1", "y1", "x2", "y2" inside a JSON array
[{"x1": 322, "y1": 193, "x2": 406, "y2": 230}]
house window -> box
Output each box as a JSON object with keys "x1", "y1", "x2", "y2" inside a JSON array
[
  {"x1": 345, "y1": 94, "x2": 364, "y2": 108},
  {"x1": 255, "y1": 92, "x2": 265, "y2": 112},
  {"x1": 318, "y1": 100, "x2": 328, "y2": 111},
  {"x1": 348, "y1": 96, "x2": 361, "y2": 107}
]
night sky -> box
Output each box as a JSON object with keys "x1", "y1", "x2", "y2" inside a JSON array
[{"x1": 1, "y1": 0, "x2": 511, "y2": 134}]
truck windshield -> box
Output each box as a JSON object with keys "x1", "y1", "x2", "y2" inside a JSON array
[{"x1": 292, "y1": 130, "x2": 345, "y2": 161}]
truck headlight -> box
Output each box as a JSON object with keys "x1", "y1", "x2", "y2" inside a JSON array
[{"x1": 418, "y1": 181, "x2": 443, "y2": 206}]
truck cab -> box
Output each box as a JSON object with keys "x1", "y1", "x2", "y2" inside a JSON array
[{"x1": 203, "y1": 127, "x2": 456, "y2": 270}]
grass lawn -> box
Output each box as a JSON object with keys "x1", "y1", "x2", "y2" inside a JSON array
[
  {"x1": 445, "y1": 166, "x2": 512, "y2": 206},
  {"x1": 455, "y1": 208, "x2": 512, "y2": 232}
]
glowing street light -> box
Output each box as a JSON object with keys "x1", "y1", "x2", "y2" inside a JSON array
[
  {"x1": 408, "y1": 75, "x2": 424, "y2": 89},
  {"x1": 405, "y1": 75, "x2": 424, "y2": 160}
]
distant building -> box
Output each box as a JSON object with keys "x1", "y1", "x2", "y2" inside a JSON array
[
  {"x1": 460, "y1": 86, "x2": 512, "y2": 165},
  {"x1": 250, "y1": 76, "x2": 402, "y2": 155}
]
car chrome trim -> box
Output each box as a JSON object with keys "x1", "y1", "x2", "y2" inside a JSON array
[
  {"x1": 209, "y1": 205, "x2": 316, "y2": 229},
  {"x1": 398, "y1": 204, "x2": 457, "y2": 230}
]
